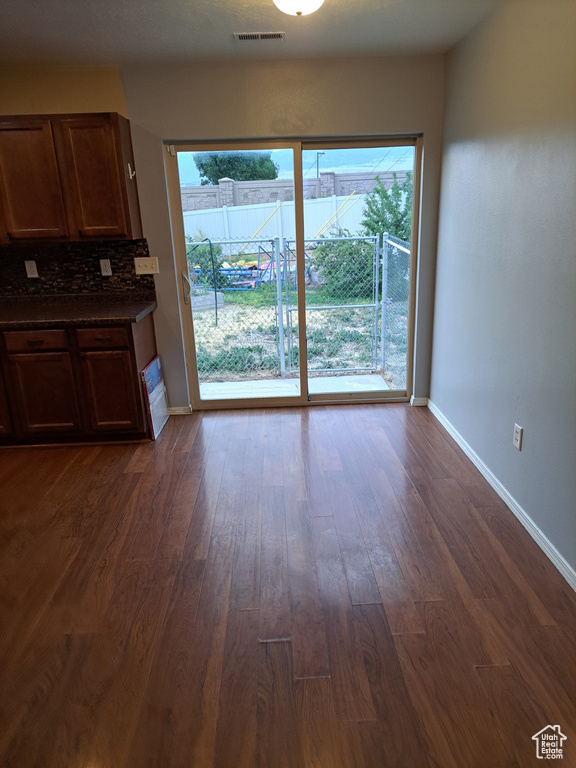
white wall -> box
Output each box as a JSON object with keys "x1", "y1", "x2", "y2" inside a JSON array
[
  {"x1": 122, "y1": 56, "x2": 445, "y2": 407},
  {"x1": 431, "y1": 2, "x2": 576, "y2": 571}
]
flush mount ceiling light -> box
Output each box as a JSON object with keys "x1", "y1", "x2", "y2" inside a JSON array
[{"x1": 272, "y1": 0, "x2": 324, "y2": 16}]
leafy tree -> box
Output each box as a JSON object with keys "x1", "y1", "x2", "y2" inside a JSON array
[
  {"x1": 361, "y1": 172, "x2": 412, "y2": 240},
  {"x1": 194, "y1": 151, "x2": 279, "y2": 186},
  {"x1": 361, "y1": 172, "x2": 413, "y2": 301}
]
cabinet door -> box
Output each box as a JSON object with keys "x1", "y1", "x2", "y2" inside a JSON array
[
  {"x1": 58, "y1": 115, "x2": 131, "y2": 238},
  {"x1": 0, "y1": 368, "x2": 12, "y2": 434},
  {"x1": 81, "y1": 350, "x2": 141, "y2": 431},
  {"x1": 8, "y1": 352, "x2": 80, "y2": 433},
  {"x1": 0, "y1": 118, "x2": 68, "y2": 240}
]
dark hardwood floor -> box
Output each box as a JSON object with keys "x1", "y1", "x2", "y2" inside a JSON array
[{"x1": 1, "y1": 404, "x2": 575, "y2": 767}]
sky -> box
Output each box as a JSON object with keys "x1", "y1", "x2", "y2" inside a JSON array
[{"x1": 178, "y1": 146, "x2": 414, "y2": 186}]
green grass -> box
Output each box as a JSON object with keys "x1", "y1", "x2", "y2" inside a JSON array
[
  {"x1": 196, "y1": 345, "x2": 277, "y2": 375},
  {"x1": 223, "y1": 285, "x2": 277, "y2": 308}
]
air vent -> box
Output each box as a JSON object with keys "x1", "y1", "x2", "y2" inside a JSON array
[{"x1": 233, "y1": 32, "x2": 285, "y2": 42}]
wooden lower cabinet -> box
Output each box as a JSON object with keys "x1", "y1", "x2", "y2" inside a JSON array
[
  {"x1": 80, "y1": 349, "x2": 140, "y2": 431},
  {"x1": 8, "y1": 351, "x2": 81, "y2": 433},
  {"x1": 0, "y1": 315, "x2": 156, "y2": 444},
  {"x1": 0, "y1": 368, "x2": 12, "y2": 434}
]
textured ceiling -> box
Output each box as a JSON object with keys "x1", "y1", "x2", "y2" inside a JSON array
[{"x1": 0, "y1": 0, "x2": 500, "y2": 65}]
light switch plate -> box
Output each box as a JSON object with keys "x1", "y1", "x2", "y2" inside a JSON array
[
  {"x1": 25, "y1": 260, "x2": 39, "y2": 278},
  {"x1": 134, "y1": 257, "x2": 160, "y2": 274}
]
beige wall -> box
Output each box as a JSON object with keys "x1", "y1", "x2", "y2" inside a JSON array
[
  {"x1": 431, "y1": 1, "x2": 576, "y2": 572},
  {"x1": 0, "y1": 65, "x2": 127, "y2": 115},
  {"x1": 122, "y1": 55, "x2": 445, "y2": 406}
]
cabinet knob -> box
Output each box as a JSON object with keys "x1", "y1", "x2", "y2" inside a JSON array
[{"x1": 93, "y1": 336, "x2": 112, "y2": 343}]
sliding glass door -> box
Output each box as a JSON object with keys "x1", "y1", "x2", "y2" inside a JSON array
[
  {"x1": 300, "y1": 142, "x2": 416, "y2": 399},
  {"x1": 166, "y1": 137, "x2": 419, "y2": 409}
]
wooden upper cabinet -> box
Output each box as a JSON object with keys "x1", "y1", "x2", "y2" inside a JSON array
[
  {"x1": 0, "y1": 113, "x2": 142, "y2": 243},
  {"x1": 0, "y1": 117, "x2": 69, "y2": 241},
  {"x1": 58, "y1": 115, "x2": 140, "y2": 238}
]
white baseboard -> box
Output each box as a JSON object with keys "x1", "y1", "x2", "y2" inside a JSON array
[
  {"x1": 428, "y1": 400, "x2": 576, "y2": 591},
  {"x1": 169, "y1": 406, "x2": 192, "y2": 415},
  {"x1": 410, "y1": 396, "x2": 429, "y2": 407}
]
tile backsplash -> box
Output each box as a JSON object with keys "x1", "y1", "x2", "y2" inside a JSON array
[{"x1": 0, "y1": 239, "x2": 156, "y2": 299}]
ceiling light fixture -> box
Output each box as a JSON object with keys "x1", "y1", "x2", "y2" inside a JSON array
[{"x1": 272, "y1": 0, "x2": 324, "y2": 16}]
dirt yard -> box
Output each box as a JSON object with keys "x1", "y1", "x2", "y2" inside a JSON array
[{"x1": 190, "y1": 295, "x2": 407, "y2": 389}]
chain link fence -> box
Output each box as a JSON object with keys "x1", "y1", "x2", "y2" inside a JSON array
[{"x1": 186, "y1": 233, "x2": 410, "y2": 390}]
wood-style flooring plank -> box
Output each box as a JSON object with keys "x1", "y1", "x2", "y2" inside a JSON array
[
  {"x1": 481, "y1": 503, "x2": 576, "y2": 633},
  {"x1": 230, "y1": 475, "x2": 262, "y2": 611},
  {"x1": 0, "y1": 536, "x2": 82, "y2": 664},
  {"x1": 296, "y1": 678, "x2": 366, "y2": 768},
  {"x1": 244, "y1": 408, "x2": 266, "y2": 475},
  {"x1": 213, "y1": 609, "x2": 259, "y2": 768},
  {"x1": 474, "y1": 663, "x2": 550, "y2": 768},
  {"x1": 257, "y1": 640, "x2": 302, "y2": 768},
  {"x1": 259, "y1": 485, "x2": 292, "y2": 641},
  {"x1": 311, "y1": 516, "x2": 376, "y2": 722},
  {"x1": 307, "y1": 407, "x2": 343, "y2": 472},
  {"x1": 300, "y1": 408, "x2": 333, "y2": 516},
  {"x1": 323, "y1": 471, "x2": 382, "y2": 606},
  {"x1": 285, "y1": 498, "x2": 330, "y2": 679},
  {"x1": 180, "y1": 447, "x2": 227, "y2": 561},
  {"x1": 0, "y1": 633, "x2": 93, "y2": 768},
  {"x1": 349, "y1": 480, "x2": 424, "y2": 633},
  {"x1": 380, "y1": 403, "x2": 451, "y2": 481},
  {"x1": 127, "y1": 535, "x2": 234, "y2": 768},
  {"x1": 404, "y1": 404, "x2": 503, "y2": 508},
  {"x1": 50, "y1": 470, "x2": 142, "y2": 609},
  {"x1": 353, "y1": 603, "x2": 431, "y2": 766},
  {"x1": 38, "y1": 561, "x2": 162, "y2": 768},
  {"x1": 410, "y1": 475, "x2": 511, "y2": 599},
  {"x1": 368, "y1": 467, "x2": 444, "y2": 602},
  {"x1": 475, "y1": 597, "x2": 576, "y2": 729},
  {"x1": 281, "y1": 415, "x2": 307, "y2": 501},
  {"x1": 394, "y1": 600, "x2": 516, "y2": 768},
  {"x1": 262, "y1": 409, "x2": 284, "y2": 487},
  {"x1": 89, "y1": 583, "x2": 171, "y2": 768}
]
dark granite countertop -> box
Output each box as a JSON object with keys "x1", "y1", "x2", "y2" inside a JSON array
[{"x1": 0, "y1": 295, "x2": 157, "y2": 329}]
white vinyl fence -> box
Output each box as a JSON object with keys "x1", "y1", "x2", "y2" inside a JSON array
[{"x1": 183, "y1": 194, "x2": 367, "y2": 243}]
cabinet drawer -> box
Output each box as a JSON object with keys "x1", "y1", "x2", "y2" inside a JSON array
[
  {"x1": 77, "y1": 327, "x2": 129, "y2": 349},
  {"x1": 4, "y1": 329, "x2": 68, "y2": 352}
]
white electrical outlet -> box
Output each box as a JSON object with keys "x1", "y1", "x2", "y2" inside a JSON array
[
  {"x1": 513, "y1": 423, "x2": 523, "y2": 451},
  {"x1": 100, "y1": 259, "x2": 112, "y2": 276},
  {"x1": 25, "y1": 260, "x2": 39, "y2": 278},
  {"x1": 134, "y1": 257, "x2": 160, "y2": 275}
]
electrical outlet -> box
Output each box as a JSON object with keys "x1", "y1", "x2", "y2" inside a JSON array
[
  {"x1": 134, "y1": 257, "x2": 160, "y2": 275},
  {"x1": 100, "y1": 259, "x2": 112, "y2": 276},
  {"x1": 25, "y1": 260, "x2": 39, "y2": 278},
  {"x1": 513, "y1": 423, "x2": 523, "y2": 451}
]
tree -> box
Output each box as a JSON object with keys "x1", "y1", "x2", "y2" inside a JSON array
[
  {"x1": 361, "y1": 172, "x2": 412, "y2": 241},
  {"x1": 194, "y1": 151, "x2": 279, "y2": 186},
  {"x1": 361, "y1": 172, "x2": 413, "y2": 301}
]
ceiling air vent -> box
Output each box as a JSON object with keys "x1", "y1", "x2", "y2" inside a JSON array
[{"x1": 234, "y1": 32, "x2": 285, "y2": 42}]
